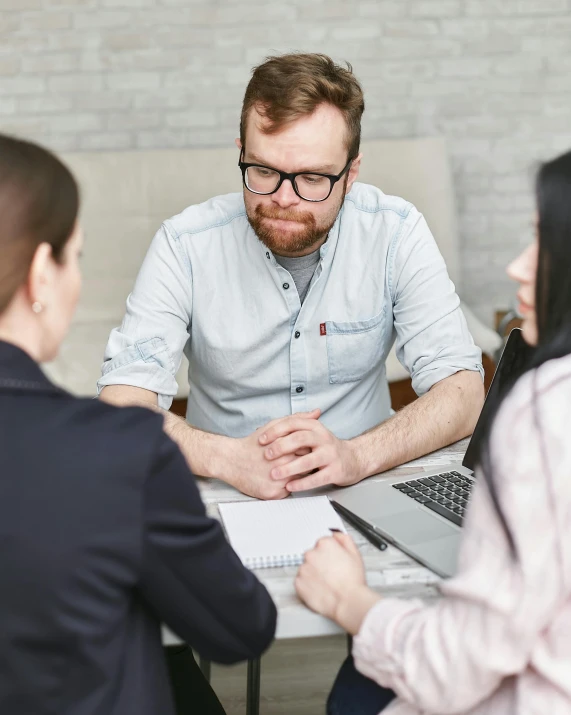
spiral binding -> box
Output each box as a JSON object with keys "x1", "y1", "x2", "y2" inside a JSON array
[{"x1": 245, "y1": 553, "x2": 303, "y2": 569}]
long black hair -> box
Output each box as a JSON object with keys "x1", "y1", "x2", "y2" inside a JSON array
[{"x1": 476, "y1": 149, "x2": 571, "y2": 556}]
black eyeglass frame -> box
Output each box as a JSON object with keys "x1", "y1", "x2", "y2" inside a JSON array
[{"x1": 238, "y1": 149, "x2": 354, "y2": 203}]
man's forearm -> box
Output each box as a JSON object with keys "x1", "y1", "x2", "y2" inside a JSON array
[
  {"x1": 156, "y1": 408, "x2": 233, "y2": 479},
  {"x1": 351, "y1": 370, "x2": 485, "y2": 479}
]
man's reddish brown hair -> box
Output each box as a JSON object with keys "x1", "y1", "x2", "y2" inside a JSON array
[{"x1": 240, "y1": 53, "x2": 365, "y2": 160}]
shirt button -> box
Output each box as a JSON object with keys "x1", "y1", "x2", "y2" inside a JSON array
[
  {"x1": 294, "y1": 331, "x2": 300, "y2": 339},
  {"x1": 266, "y1": 251, "x2": 270, "y2": 259},
  {"x1": 296, "y1": 386, "x2": 304, "y2": 393},
  {"x1": 283, "y1": 282, "x2": 290, "y2": 290}
]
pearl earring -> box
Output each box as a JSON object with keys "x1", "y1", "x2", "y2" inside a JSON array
[{"x1": 32, "y1": 301, "x2": 43, "y2": 314}]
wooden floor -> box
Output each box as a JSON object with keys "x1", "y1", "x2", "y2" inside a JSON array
[{"x1": 210, "y1": 634, "x2": 347, "y2": 715}]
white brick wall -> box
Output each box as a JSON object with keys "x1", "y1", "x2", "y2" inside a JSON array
[{"x1": 1, "y1": 0, "x2": 571, "y2": 324}]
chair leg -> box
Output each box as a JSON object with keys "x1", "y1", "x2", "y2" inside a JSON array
[
  {"x1": 199, "y1": 655, "x2": 211, "y2": 683},
  {"x1": 246, "y1": 658, "x2": 261, "y2": 715}
]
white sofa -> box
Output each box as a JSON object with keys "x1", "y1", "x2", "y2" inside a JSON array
[{"x1": 43, "y1": 137, "x2": 501, "y2": 397}]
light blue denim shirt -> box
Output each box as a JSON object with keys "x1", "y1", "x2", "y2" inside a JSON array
[{"x1": 98, "y1": 182, "x2": 483, "y2": 440}]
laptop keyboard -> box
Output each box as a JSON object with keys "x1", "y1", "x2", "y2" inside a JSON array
[{"x1": 392, "y1": 471, "x2": 474, "y2": 527}]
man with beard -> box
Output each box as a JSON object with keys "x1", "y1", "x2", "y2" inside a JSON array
[{"x1": 99, "y1": 53, "x2": 484, "y2": 501}]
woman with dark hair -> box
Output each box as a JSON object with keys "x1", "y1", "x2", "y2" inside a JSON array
[
  {"x1": 296, "y1": 149, "x2": 571, "y2": 715},
  {"x1": 0, "y1": 133, "x2": 276, "y2": 714}
]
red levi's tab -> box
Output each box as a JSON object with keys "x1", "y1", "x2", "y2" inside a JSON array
[{"x1": 320, "y1": 323, "x2": 327, "y2": 336}]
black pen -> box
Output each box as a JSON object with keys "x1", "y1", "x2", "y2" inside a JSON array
[{"x1": 330, "y1": 501, "x2": 388, "y2": 552}]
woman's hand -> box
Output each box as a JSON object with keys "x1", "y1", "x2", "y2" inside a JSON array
[{"x1": 295, "y1": 532, "x2": 381, "y2": 635}]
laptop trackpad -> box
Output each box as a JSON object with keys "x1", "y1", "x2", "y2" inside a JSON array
[{"x1": 377, "y1": 507, "x2": 457, "y2": 545}]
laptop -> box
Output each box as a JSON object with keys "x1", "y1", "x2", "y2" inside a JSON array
[{"x1": 331, "y1": 328, "x2": 533, "y2": 578}]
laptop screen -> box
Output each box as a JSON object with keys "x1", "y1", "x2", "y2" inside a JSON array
[{"x1": 463, "y1": 328, "x2": 534, "y2": 472}]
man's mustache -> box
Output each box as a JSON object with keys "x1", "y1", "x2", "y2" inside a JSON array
[{"x1": 255, "y1": 205, "x2": 315, "y2": 225}]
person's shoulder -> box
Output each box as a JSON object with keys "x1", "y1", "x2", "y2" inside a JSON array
[
  {"x1": 163, "y1": 192, "x2": 246, "y2": 240},
  {"x1": 495, "y1": 353, "x2": 571, "y2": 447},
  {"x1": 483, "y1": 354, "x2": 571, "y2": 516},
  {"x1": 57, "y1": 397, "x2": 165, "y2": 463},
  {"x1": 344, "y1": 181, "x2": 415, "y2": 220},
  {"x1": 503, "y1": 354, "x2": 571, "y2": 406}
]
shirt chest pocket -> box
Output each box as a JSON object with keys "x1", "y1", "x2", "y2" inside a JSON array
[{"x1": 325, "y1": 307, "x2": 387, "y2": 384}]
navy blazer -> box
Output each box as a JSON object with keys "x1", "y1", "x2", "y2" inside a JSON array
[{"x1": 0, "y1": 340, "x2": 277, "y2": 715}]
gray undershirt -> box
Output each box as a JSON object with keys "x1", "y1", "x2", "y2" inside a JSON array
[{"x1": 274, "y1": 247, "x2": 321, "y2": 304}]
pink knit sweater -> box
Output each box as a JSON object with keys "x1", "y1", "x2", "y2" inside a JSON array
[{"x1": 354, "y1": 356, "x2": 571, "y2": 715}]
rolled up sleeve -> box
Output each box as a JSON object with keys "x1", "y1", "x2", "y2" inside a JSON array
[
  {"x1": 97, "y1": 223, "x2": 192, "y2": 410},
  {"x1": 389, "y1": 208, "x2": 483, "y2": 396}
]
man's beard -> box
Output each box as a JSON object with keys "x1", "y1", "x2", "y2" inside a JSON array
[{"x1": 245, "y1": 193, "x2": 344, "y2": 256}]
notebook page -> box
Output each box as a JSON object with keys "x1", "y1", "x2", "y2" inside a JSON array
[{"x1": 218, "y1": 496, "x2": 346, "y2": 568}]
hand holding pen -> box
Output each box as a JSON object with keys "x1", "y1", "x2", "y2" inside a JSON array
[{"x1": 296, "y1": 522, "x2": 383, "y2": 634}]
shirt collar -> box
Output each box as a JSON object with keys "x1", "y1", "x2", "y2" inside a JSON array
[
  {"x1": 0, "y1": 340, "x2": 66, "y2": 395},
  {"x1": 319, "y1": 200, "x2": 344, "y2": 261}
]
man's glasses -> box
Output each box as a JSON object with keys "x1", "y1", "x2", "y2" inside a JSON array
[{"x1": 238, "y1": 150, "x2": 353, "y2": 203}]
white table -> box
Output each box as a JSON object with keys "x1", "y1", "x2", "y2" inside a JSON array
[{"x1": 163, "y1": 438, "x2": 469, "y2": 713}]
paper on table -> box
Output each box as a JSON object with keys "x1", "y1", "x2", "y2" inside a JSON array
[{"x1": 218, "y1": 496, "x2": 346, "y2": 569}]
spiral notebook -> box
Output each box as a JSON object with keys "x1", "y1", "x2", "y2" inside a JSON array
[{"x1": 218, "y1": 496, "x2": 346, "y2": 569}]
